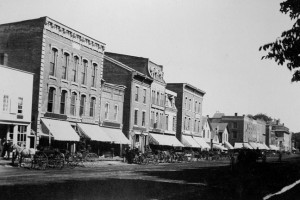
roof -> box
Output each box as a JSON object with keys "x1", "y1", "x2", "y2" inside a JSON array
[
  {"x1": 210, "y1": 123, "x2": 228, "y2": 133},
  {"x1": 212, "y1": 112, "x2": 225, "y2": 118},
  {"x1": 167, "y1": 83, "x2": 206, "y2": 95}
]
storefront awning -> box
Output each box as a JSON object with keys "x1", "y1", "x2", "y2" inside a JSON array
[
  {"x1": 182, "y1": 135, "x2": 201, "y2": 148},
  {"x1": 224, "y1": 141, "x2": 234, "y2": 149},
  {"x1": 213, "y1": 143, "x2": 228, "y2": 151},
  {"x1": 234, "y1": 142, "x2": 253, "y2": 149},
  {"x1": 101, "y1": 127, "x2": 130, "y2": 145},
  {"x1": 77, "y1": 123, "x2": 112, "y2": 142},
  {"x1": 193, "y1": 137, "x2": 211, "y2": 149},
  {"x1": 149, "y1": 133, "x2": 184, "y2": 147},
  {"x1": 40, "y1": 118, "x2": 80, "y2": 141}
]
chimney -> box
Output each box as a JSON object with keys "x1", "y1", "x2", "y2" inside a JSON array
[{"x1": 235, "y1": 113, "x2": 238, "y2": 116}]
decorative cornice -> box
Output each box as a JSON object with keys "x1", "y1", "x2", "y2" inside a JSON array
[{"x1": 44, "y1": 17, "x2": 105, "y2": 53}]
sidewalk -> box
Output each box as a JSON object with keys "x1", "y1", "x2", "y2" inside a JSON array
[{"x1": 0, "y1": 157, "x2": 13, "y2": 166}]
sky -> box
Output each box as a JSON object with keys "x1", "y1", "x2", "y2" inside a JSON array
[{"x1": 0, "y1": 0, "x2": 299, "y2": 131}]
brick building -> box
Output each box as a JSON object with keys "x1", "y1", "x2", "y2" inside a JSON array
[
  {"x1": 166, "y1": 83, "x2": 206, "y2": 149},
  {"x1": 0, "y1": 65, "x2": 34, "y2": 149},
  {"x1": 0, "y1": 17, "x2": 105, "y2": 151},
  {"x1": 103, "y1": 55, "x2": 153, "y2": 152}
]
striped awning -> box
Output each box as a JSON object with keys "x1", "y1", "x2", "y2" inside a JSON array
[
  {"x1": 193, "y1": 137, "x2": 211, "y2": 149},
  {"x1": 149, "y1": 133, "x2": 184, "y2": 147},
  {"x1": 181, "y1": 135, "x2": 201, "y2": 148}
]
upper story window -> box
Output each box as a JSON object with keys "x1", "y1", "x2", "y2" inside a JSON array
[
  {"x1": 150, "y1": 111, "x2": 155, "y2": 127},
  {"x1": 194, "y1": 120, "x2": 197, "y2": 132},
  {"x1": 105, "y1": 103, "x2": 109, "y2": 120},
  {"x1": 62, "y1": 53, "x2": 69, "y2": 80},
  {"x1": 79, "y1": 95, "x2": 86, "y2": 116},
  {"x1": 183, "y1": 117, "x2": 186, "y2": 130},
  {"x1": 194, "y1": 101, "x2": 197, "y2": 113},
  {"x1": 151, "y1": 90, "x2": 155, "y2": 104},
  {"x1": 160, "y1": 93, "x2": 164, "y2": 106},
  {"x1": 72, "y1": 56, "x2": 79, "y2": 82},
  {"x1": 134, "y1": 110, "x2": 138, "y2": 125},
  {"x1": 143, "y1": 89, "x2": 146, "y2": 104},
  {"x1": 173, "y1": 116, "x2": 176, "y2": 131},
  {"x1": 89, "y1": 97, "x2": 96, "y2": 117},
  {"x1": 165, "y1": 115, "x2": 169, "y2": 130},
  {"x1": 233, "y1": 122, "x2": 238, "y2": 128},
  {"x1": 198, "y1": 102, "x2": 201, "y2": 113},
  {"x1": 91, "y1": 63, "x2": 97, "y2": 87},
  {"x1": 47, "y1": 87, "x2": 56, "y2": 113},
  {"x1": 60, "y1": 90, "x2": 67, "y2": 114},
  {"x1": 82, "y1": 60, "x2": 88, "y2": 85},
  {"x1": 189, "y1": 99, "x2": 192, "y2": 110},
  {"x1": 135, "y1": 86, "x2": 139, "y2": 101},
  {"x1": 114, "y1": 105, "x2": 118, "y2": 121},
  {"x1": 184, "y1": 97, "x2": 187, "y2": 109},
  {"x1": 50, "y1": 48, "x2": 58, "y2": 76},
  {"x1": 70, "y1": 92, "x2": 77, "y2": 116},
  {"x1": 142, "y1": 111, "x2": 146, "y2": 127},
  {"x1": 3, "y1": 95, "x2": 9, "y2": 112},
  {"x1": 0, "y1": 53, "x2": 5, "y2": 65},
  {"x1": 156, "y1": 92, "x2": 160, "y2": 105},
  {"x1": 18, "y1": 97, "x2": 23, "y2": 114}
]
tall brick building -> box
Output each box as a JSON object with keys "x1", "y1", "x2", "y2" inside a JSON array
[
  {"x1": 0, "y1": 17, "x2": 105, "y2": 150},
  {"x1": 103, "y1": 55, "x2": 153, "y2": 152},
  {"x1": 166, "y1": 83, "x2": 206, "y2": 149}
]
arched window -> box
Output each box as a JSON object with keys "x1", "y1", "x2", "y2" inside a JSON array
[
  {"x1": 47, "y1": 87, "x2": 56, "y2": 112},
  {"x1": 60, "y1": 90, "x2": 67, "y2": 114},
  {"x1": 79, "y1": 94, "x2": 86, "y2": 116},
  {"x1": 82, "y1": 60, "x2": 88, "y2": 85},
  {"x1": 89, "y1": 97, "x2": 96, "y2": 117},
  {"x1": 114, "y1": 105, "x2": 118, "y2": 121},
  {"x1": 70, "y1": 92, "x2": 77, "y2": 116},
  {"x1": 72, "y1": 56, "x2": 79, "y2": 82},
  {"x1": 50, "y1": 48, "x2": 58, "y2": 76},
  {"x1": 62, "y1": 52, "x2": 69, "y2": 79},
  {"x1": 91, "y1": 63, "x2": 97, "y2": 87},
  {"x1": 105, "y1": 103, "x2": 109, "y2": 119}
]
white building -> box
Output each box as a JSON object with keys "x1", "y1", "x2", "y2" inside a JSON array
[{"x1": 0, "y1": 65, "x2": 34, "y2": 148}]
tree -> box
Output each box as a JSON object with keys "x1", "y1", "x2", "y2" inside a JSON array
[
  {"x1": 253, "y1": 113, "x2": 273, "y2": 122},
  {"x1": 260, "y1": 0, "x2": 300, "y2": 82}
]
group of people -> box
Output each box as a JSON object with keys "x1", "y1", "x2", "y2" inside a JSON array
[
  {"x1": 236, "y1": 148, "x2": 266, "y2": 164},
  {"x1": 0, "y1": 138, "x2": 12, "y2": 159}
]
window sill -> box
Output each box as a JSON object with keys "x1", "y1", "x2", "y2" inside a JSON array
[
  {"x1": 71, "y1": 82, "x2": 79, "y2": 86},
  {"x1": 61, "y1": 79, "x2": 69, "y2": 84},
  {"x1": 49, "y1": 75, "x2": 57, "y2": 80},
  {"x1": 91, "y1": 87, "x2": 97, "y2": 91},
  {"x1": 81, "y1": 85, "x2": 87, "y2": 89}
]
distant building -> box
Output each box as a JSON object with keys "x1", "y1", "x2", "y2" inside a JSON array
[
  {"x1": 211, "y1": 112, "x2": 266, "y2": 148},
  {"x1": 0, "y1": 65, "x2": 34, "y2": 148}
]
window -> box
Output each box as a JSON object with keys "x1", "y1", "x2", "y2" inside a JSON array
[
  {"x1": 143, "y1": 89, "x2": 146, "y2": 103},
  {"x1": 82, "y1": 60, "x2": 88, "y2": 85},
  {"x1": 17, "y1": 97, "x2": 23, "y2": 114},
  {"x1": 17, "y1": 125, "x2": 27, "y2": 147},
  {"x1": 173, "y1": 116, "x2": 176, "y2": 131},
  {"x1": 105, "y1": 103, "x2": 109, "y2": 119},
  {"x1": 183, "y1": 117, "x2": 186, "y2": 130},
  {"x1": 91, "y1": 63, "x2": 97, "y2": 87},
  {"x1": 152, "y1": 90, "x2": 155, "y2": 104},
  {"x1": 62, "y1": 53, "x2": 69, "y2": 79},
  {"x1": 233, "y1": 122, "x2": 238, "y2": 128},
  {"x1": 188, "y1": 118, "x2": 191, "y2": 130},
  {"x1": 50, "y1": 48, "x2": 57, "y2": 76},
  {"x1": 165, "y1": 115, "x2": 169, "y2": 130},
  {"x1": 159, "y1": 113, "x2": 163, "y2": 129},
  {"x1": 79, "y1": 95, "x2": 86, "y2": 116},
  {"x1": 89, "y1": 97, "x2": 96, "y2": 117},
  {"x1": 185, "y1": 97, "x2": 187, "y2": 109},
  {"x1": 194, "y1": 120, "x2": 197, "y2": 132},
  {"x1": 156, "y1": 92, "x2": 160, "y2": 105},
  {"x1": 114, "y1": 105, "x2": 118, "y2": 121},
  {"x1": 72, "y1": 56, "x2": 79, "y2": 82},
  {"x1": 70, "y1": 92, "x2": 77, "y2": 116},
  {"x1": 233, "y1": 131, "x2": 237, "y2": 139},
  {"x1": 0, "y1": 53, "x2": 4, "y2": 65},
  {"x1": 198, "y1": 102, "x2": 201, "y2": 113},
  {"x1": 189, "y1": 99, "x2": 192, "y2": 110},
  {"x1": 154, "y1": 112, "x2": 158, "y2": 128},
  {"x1": 203, "y1": 130, "x2": 206, "y2": 138},
  {"x1": 135, "y1": 86, "x2": 139, "y2": 101},
  {"x1": 134, "y1": 110, "x2": 138, "y2": 125},
  {"x1": 47, "y1": 87, "x2": 56, "y2": 112},
  {"x1": 161, "y1": 93, "x2": 164, "y2": 106},
  {"x1": 3, "y1": 95, "x2": 9, "y2": 112},
  {"x1": 142, "y1": 111, "x2": 146, "y2": 127},
  {"x1": 60, "y1": 90, "x2": 67, "y2": 114},
  {"x1": 194, "y1": 101, "x2": 197, "y2": 112}
]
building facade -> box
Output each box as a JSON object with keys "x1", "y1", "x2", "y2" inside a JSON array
[
  {"x1": 103, "y1": 55, "x2": 153, "y2": 152},
  {"x1": 167, "y1": 83, "x2": 206, "y2": 149},
  {"x1": 0, "y1": 65, "x2": 34, "y2": 148},
  {"x1": 0, "y1": 17, "x2": 105, "y2": 150}
]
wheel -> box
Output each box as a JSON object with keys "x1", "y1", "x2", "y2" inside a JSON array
[
  {"x1": 85, "y1": 153, "x2": 98, "y2": 162},
  {"x1": 54, "y1": 153, "x2": 64, "y2": 169},
  {"x1": 32, "y1": 152, "x2": 48, "y2": 170}
]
